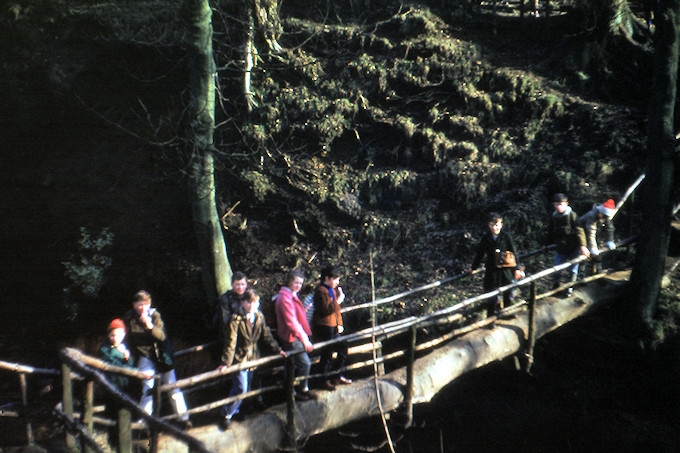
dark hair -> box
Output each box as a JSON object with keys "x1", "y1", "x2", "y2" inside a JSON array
[
  {"x1": 320, "y1": 265, "x2": 341, "y2": 281},
  {"x1": 132, "y1": 290, "x2": 151, "y2": 304},
  {"x1": 242, "y1": 289, "x2": 259, "y2": 302},
  {"x1": 553, "y1": 193, "x2": 568, "y2": 203},
  {"x1": 285, "y1": 269, "x2": 305, "y2": 286},
  {"x1": 232, "y1": 271, "x2": 247, "y2": 282},
  {"x1": 488, "y1": 212, "x2": 503, "y2": 224}
]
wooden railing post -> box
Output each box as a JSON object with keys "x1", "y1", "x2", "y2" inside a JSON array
[
  {"x1": 375, "y1": 341, "x2": 385, "y2": 376},
  {"x1": 524, "y1": 281, "x2": 537, "y2": 374},
  {"x1": 61, "y1": 363, "x2": 77, "y2": 452},
  {"x1": 118, "y1": 407, "x2": 132, "y2": 453},
  {"x1": 83, "y1": 379, "x2": 94, "y2": 453},
  {"x1": 285, "y1": 355, "x2": 298, "y2": 452},
  {"x1": 19, "y1": 373, "x2": 34, "y2": 446},
  {"x1": 150, "y1": 375, "x2": 161, "y2": 453},
  {"x1": 401, "y1": 325, "x2": 417, "y2": 428}
]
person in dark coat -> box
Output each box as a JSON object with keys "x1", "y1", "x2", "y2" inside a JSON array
[
  {"x1": 124, "y1": 290, "x2": 191, "y2": 428},
  {"x1": 471, "y1": 212, "x2": 524, "y2": 317},
  {"x1": 97, "y1": 318, "x2": 152, "y2": 444},
  {"x1": 212, "y1": 271, "x2": 249, "y2": 342},
  {"x1": 543, "y1": 193, "x2": 590, "y2": 296}
]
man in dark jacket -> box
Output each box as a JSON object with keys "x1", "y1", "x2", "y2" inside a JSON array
[
  {"x1": 124, "y1": 290, "x2": 191, "y2": 428},
  {"x1": 544, "y1": 193, "x2": 590, "y2": 297},
  {"x1": 471, "y1": 213, "x2": 524, "y2": 317},
  {"x1": 212, "y1": 271, "x2": 249, "y2": 341}
]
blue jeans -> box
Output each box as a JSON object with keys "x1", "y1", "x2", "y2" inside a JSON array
[
  {"x1": 281, "y1": 339, "x2": 311, "y2": 391},
  {"x1": 554, "y1": 250, "x2": 580, "y2": 285},
  {"x1": 138, "y1": 356, "x2": 189, "y2": 420},
  {"x1": 222, "y1": 369, "x2": 251, "y2": 419}
]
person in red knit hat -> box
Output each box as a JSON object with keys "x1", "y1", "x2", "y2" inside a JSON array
[{"x1": 579, "y1": 198, "x2": 617, "y2": 275}]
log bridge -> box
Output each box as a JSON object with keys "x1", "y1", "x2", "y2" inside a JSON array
[{"x1": 157, "y1": 268, "x2": 631, "y2": 453}]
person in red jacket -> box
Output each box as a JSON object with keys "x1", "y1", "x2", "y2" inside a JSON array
[
  {"x1": 312, "y1": 266, "x2": 352, "y2": 390},
  {"x1": 275, "y1": 270, "x2": 317, "y2": 401}
]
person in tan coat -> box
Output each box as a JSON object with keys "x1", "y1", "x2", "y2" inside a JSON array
[
  {"x1": 218, "y1": 289, "x2": 285, "y2": 429},
  {"x1": 312, "y1": 266, "x2": 352, "y2": 390}
]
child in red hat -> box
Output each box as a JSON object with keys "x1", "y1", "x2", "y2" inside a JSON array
[
  {"x1": 579, "y1": 198, "x2": 617, "y2": 274},
  {"x1": 98, "y1": 318, "x2": 134, "y2": 391}
]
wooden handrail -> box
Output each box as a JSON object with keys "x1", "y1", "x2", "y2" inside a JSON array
[
  {"x1": 59, "y1": 348, "x2": 210, "y2": 453},
  {"x1": 0, "y1": 360, "x2": 61, "y2": 375}
]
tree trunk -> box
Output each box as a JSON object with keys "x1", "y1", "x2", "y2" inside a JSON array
[
  {"x1": 183, "y1": 0, "x2": 232, "y2": 298},
  {"x1": 628, "y1": 0, "x2": 680, "y2": 323}
]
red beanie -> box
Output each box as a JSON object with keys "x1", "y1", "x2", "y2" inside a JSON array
[
  {"x1": 108, "y1": 318, "x2": 125, "y2": 332},
  {"x1": 597, "y1": 199, "x2": 616, "y2": 217}
]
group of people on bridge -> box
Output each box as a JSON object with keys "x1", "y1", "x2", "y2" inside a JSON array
[
  {"x1": 471, "y1": 193, "x2": 616, "y2": 319},
  {"x1": 96, "y1": 192, "x2": 616, "y2": 432},
  {"x1": 97, "y1": 266, "x2": 353, "y2": 432}
]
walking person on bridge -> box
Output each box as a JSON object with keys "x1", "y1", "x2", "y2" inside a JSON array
[
  {"x1": 211, "y1": 271, "x2": 249, "y2": 342},
  {"x1": 217, "y1": 289, "x2": 286, "y2": 430},
  {"x1": 579, "y1": 198, "x2": 616, "y2": 275},
  {"x1": 98, "y1": 318, "x2": 153, "y2": 446},
  {"x1": 98, "y1": 318, "x2": 135, "y2": 393},
  {"x1": 544, "y1": 193, "x2": 590, "y2": 297},
  {"x1": 124, "y1": 290, "x2": 192, "y2": 429},
  {"x1": 470, "y1": 212, "x2": 524, "y2": 318},
  {"x1": 208, "y1": 271, "x2": 249, "y2": 365},
  {"x1": 312, "y1": 266, "x2": 352, "y2": 391},
  {"x1": 275, "y1": 270, "x2": 318, "y2": 401}
]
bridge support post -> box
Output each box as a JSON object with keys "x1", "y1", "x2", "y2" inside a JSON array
[
  {"x1": 524, "y1": 281, "x2": 537, "y2": 374},
  {"x1": 376, "y1": 341, "x2": 385, "y2": 376},
  {"x1": 61, "y1": 363, "x2": 77, "y2": 452},
  {"x1": 400, "y1": 325, "x2": 417, "y2": 428},
  {"x1": 284, "y1": 355, "x2": 298, "y2": 452},
  {"x1": 118, "y1": 406, "x2": 132, "y2": 453},
  {"x1": 83, "y1": 379, "x2": 94, "y2": 453},
  {"x1": 19, "y1": 373, "x2": 34, "y2": 446},
  {"x1": 150, "y1": 376, "x2": 161, "y2": 453}
]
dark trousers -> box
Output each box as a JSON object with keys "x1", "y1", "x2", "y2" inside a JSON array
[
  {"x1": 281, "y1": 339, "x2": 311, "y2": 390},
  {"x1": 312, "y1": 325, "x2": 348, "y2": 381}
]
